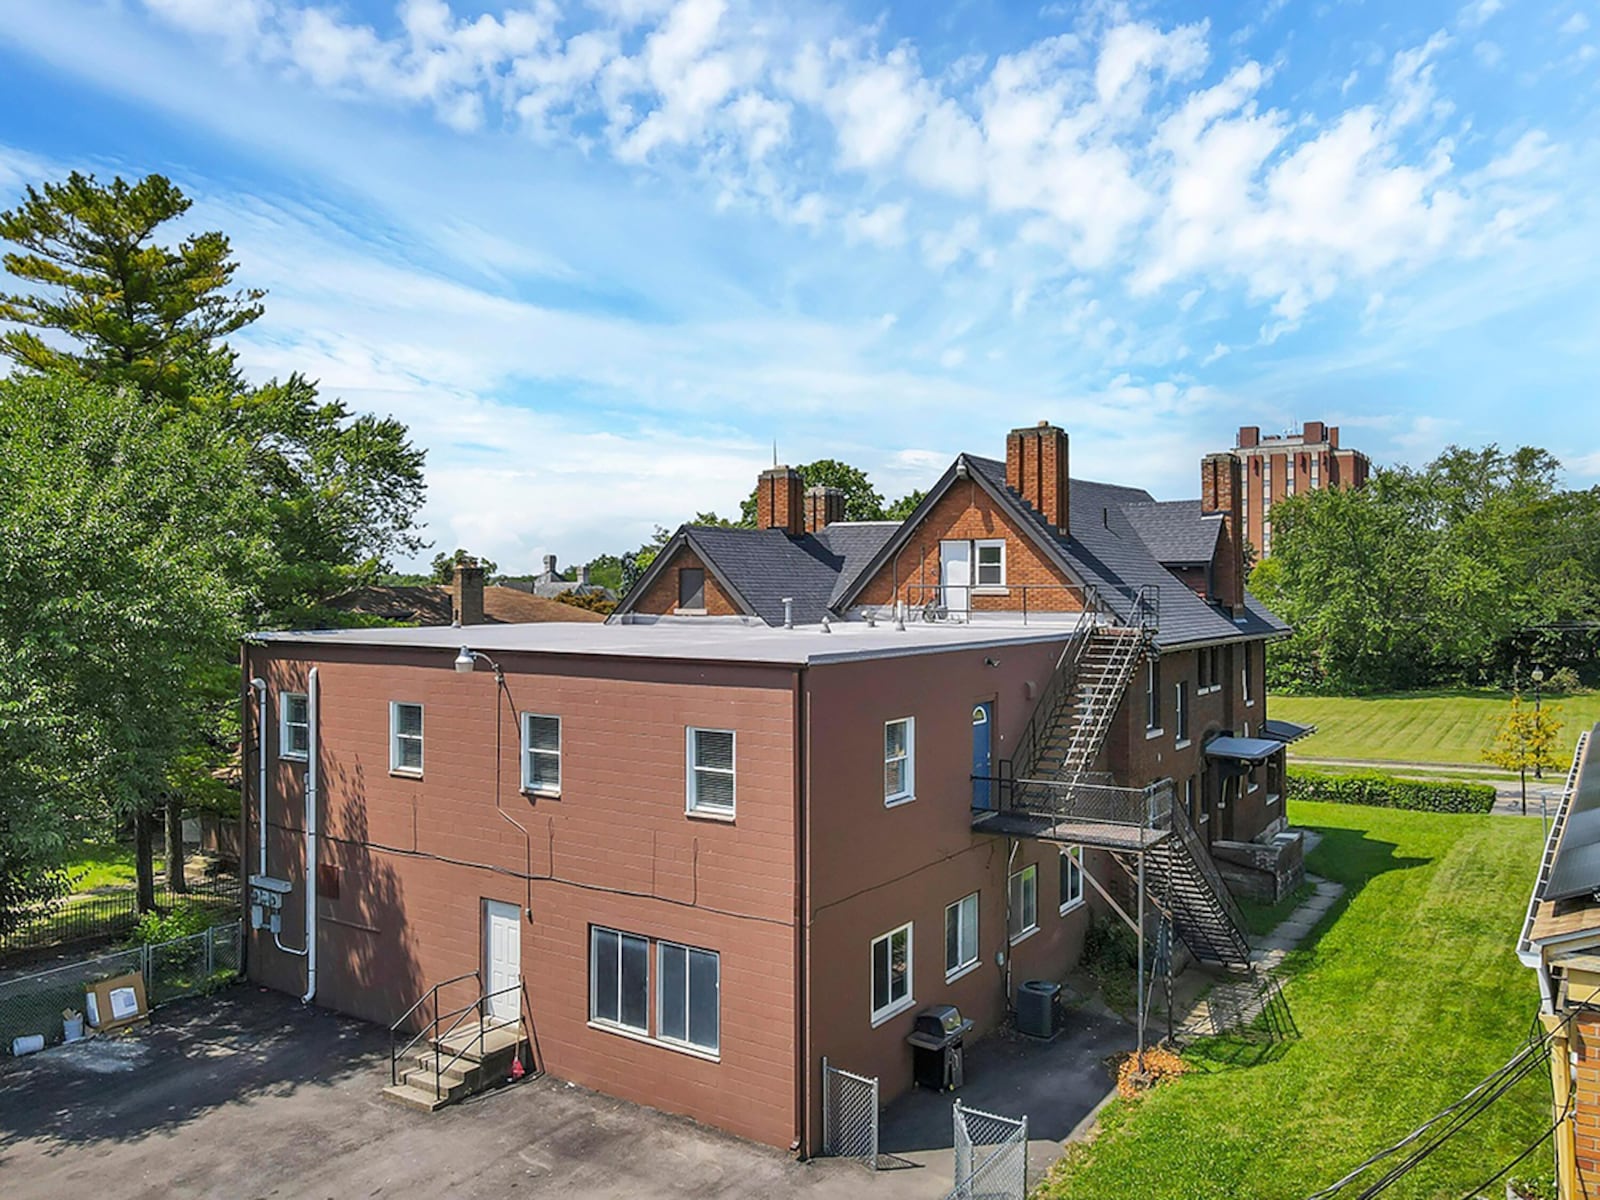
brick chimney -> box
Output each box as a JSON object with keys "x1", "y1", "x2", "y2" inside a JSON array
[
  {"x1": 451, "y1": 558, "x2": 486, "y2": 626},
  {"x1": 804, "y1": 485, "x2": 845, "y2": 534},
  {"x1": 1302, "y1": 420, "x2": 1326, "y2": 445},
  {"x1": 1237, "y1": 425, "x2": 1260, "y2": 449},
  {"x1": 757, "y1": 466, "x2": 804, "y2": 536},
  {"x1": 1005, "y1": 421, "x2": 1069, "y2": 533},
  {"x1": 1200, "y1": 453, "x2": 1246, "y2": 616},
  {"x1": 578, "y1": 564, "x2": 591, "y2": 586}
]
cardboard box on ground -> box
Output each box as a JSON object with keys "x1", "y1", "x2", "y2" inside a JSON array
[{"x1": 84, "y1": 973, "x2": 149, "y2": 1032}]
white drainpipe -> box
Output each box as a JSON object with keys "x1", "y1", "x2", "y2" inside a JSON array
[
  {"x1": 302, "y1": 667, "x2": 319, "y2": 1003},
  {"x1": 251, "y1": 678, "x2": 268, "y2": 877},
  {"x1": 271, "y1": 667, "x2": 318, "y2": 1005}
]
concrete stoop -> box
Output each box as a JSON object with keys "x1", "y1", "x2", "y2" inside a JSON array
[{"x1": 382, "y1": 1021, "x2": 525, "y2": 1112}]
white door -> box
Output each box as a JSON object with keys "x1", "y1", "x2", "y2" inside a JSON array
[
  {"x1": 940, "y1": 540, "x2": 971, "y2": 619},
  {"x1": 484, "y1": 900, "x2": 521, "y2": 1025}
]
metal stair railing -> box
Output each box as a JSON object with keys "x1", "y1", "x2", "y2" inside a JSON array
[
  {"x1": 390, "y1": 970, "x2": 481, "y2": 1088},
  {"x1": 1161, "y1": 798, "x2": 1252, "y2": 964},
  {"x1": 1008, "y1": 589, "x2": 1103, "y2": 782},
  {"x1": 1047, "y1": 628, "x2": 1146, "y2": 789},
  {"x1": 424, "y1": 979, "x2": 527, "y2": 1102}
]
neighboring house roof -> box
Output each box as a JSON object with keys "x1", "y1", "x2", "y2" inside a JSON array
[
  {"x1": 1120, "y1": 500, "x2": 1221, "y2": 565},
  {"x1": 326, "y1": 585, "x2": 606, "y2": 625},
  {"x1": 616, "y1": 454, "x2": 1288, "y2": 648}
]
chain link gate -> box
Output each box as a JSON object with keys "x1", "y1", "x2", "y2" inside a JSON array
[
  {"x1": 947, "y1": 1099, "x2": 1028, "y2": 1200},
  {"x1": 821, "y1": 1056, "x2": 879, "y2": 1169}
]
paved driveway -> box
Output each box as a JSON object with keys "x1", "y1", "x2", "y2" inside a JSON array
[{"x1": 0, "y1": 987, "x2": 1124, "y2": 1199}]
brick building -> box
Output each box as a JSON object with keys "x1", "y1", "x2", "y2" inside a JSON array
[
  {"x1": 1230, "y1": 421, "x2": 1371, "y2": 558},
  {"x1": 242, "y1": 420, "x2": 1304, "y2": 1153},
  {"x1": 1518, "y1": 723, "x2": 1600, "y2": 1197}
]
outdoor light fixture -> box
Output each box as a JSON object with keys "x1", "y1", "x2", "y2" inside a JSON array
[
  {"x1": 985, "y1": 656, "x2": 1001, "y2": 668},
  {"x1": 454, "y1": 646, "x2": 477, "y2": 673}
]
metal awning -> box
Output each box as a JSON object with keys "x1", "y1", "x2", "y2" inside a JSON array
[
  {"x1": 1204, "y1": 736, "x2": 1283, "y2": 764},
  {"x1": 1261, "y1": 718, "x2": 1316, "y2": 744}
]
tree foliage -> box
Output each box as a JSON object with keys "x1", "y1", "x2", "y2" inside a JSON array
[
  {"x1": 430, "y1": 548, "x2": 498, "y2": 584},
  {"x1": 0, "y1": 173, "x2": 264, "y2": 401},
  {"x1": 739, "y1": 459, "x2": 888, "y2": 524},
  {"x1": 1255, "y1": 444, "x2": 1600, "y2": 693}
]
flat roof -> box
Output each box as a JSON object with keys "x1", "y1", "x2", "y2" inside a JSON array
[{"x1": 249, "y1": 617, "x2": 1086, "y2": 667}]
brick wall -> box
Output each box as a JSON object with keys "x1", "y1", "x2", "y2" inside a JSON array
[
  {"x1": 631, "y1": 547, "x2": 742, "y2": 617},
  {"x1": 244, "y1": 645, "x2": 801, "y2": 1148},
  {"x1": 853, "y1": 482, "x2": 1084, "y2": 614},
  {"x1": 1573, "y1": 1009, "x2": 1600, "y2": 1184}
]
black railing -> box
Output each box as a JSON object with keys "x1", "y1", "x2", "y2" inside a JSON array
[
  {"x1": 390, "y1": 972, "x2": 528, "y2": 1101},
  {"x1": 1007, "y1": 601, "x2": 1107, "y2": 781},
  {"x1": 0, "y1": 871, "x2": 241, "y2": 959},
  {"x1": 894, "y1": 582, "x2": 1101, "y2": 626},
  {"x1": 976, "y1": 772, "x2": 1175, "y2": 834}
]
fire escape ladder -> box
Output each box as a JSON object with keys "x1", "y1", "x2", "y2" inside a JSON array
[
  {"x1": 1115, "y1": 800, "x2": 1252, "y2": 968},
  {"x1": 1027, "y1": 626, "x2": 1146, "y2": 788}
]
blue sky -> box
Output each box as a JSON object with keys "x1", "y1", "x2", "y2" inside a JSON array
[{"x1": 1, "y1": 0, "x2": 1596, "y2": 572}]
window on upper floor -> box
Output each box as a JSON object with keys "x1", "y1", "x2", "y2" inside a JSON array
[
  {"x1": 1175, "y1": 681, "x2": 1190, "y2": 744},
  {"x1": 390, "y1": 701, "x2": 423, "y2": 775},
  {"x1": 686, "y1": 727, "x2": 735, "y2": 816},
  {"x1": 280, "y1": 692, "x2": 309, "y2": 761},
  {"x1": 974, "y1": 540, "x2": 1006, "y2": 587},
  {"x1": 1145, "y1": 659, "x2": 1162, "y2": 731},
  {"x1": 678, "y1": 567, "x2": 706, "y2": 611},
  {"x1": 522, "y1": 713, "x2": 561, "y2": 795},
  {"x1": 1242, "y1": 643, "x2": 1254, "y2": 705},
  {"x1": 1008, "y1": 864, "x2": 1038, "y2": 943},
  {"x1": 884, "y1": 717, "x2": 915, "y2": 806}
]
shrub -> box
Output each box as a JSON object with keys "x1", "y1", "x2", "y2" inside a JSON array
[
  {"x1": 129, "y1": 902, "x2": 215, "y2": 945},
  {"x1": 1285, "y1": 768, "x2": 1495, "y2": 814},
  {"x1": 1546, "y1": 666, "x2": 1586, "y2": 695}
]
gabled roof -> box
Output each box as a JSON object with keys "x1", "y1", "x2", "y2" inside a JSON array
[
  {"x1": 1121, "y1": 500, "x2": 1221, "y2": 565},
  {"x1": 616, "y1": 522, "x2": 897, "y2": 628}
]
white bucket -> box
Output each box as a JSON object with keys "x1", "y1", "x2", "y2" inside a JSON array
[
  {"x1": 11, "y1": 1034, "x2": 45, "y2": 1056},
  {"x1": 63, "y1": 1016, "x2": 85, "y2": 1043}
]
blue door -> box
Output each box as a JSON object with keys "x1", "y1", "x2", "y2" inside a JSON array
[{"x1": 971, "y1": 702, "x2": 994, "y2": 810}]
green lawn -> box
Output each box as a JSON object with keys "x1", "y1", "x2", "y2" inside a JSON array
[
  {"x1": 1038, "y1": 801, "x2": 1549, "y2": 1200},
  {"x1": 1273, "y1": 688, "x2": 1600, "y2": 767}
]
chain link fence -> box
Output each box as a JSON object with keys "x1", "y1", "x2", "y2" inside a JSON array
[
  {"x1": 821, "y1": 1057, "x2": 880, "y2": 1170},
  {"x1": 947, "y1": 1099, "x2": 1028, "y2": 1200},
  {"x1": 1, "y1": 921, "x2": 242, "y2": 1054}
]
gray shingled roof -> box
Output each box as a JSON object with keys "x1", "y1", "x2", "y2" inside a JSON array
[
  {"x1": 1120, "y1": 500, "x2": 1221, "y2": 565},
  {"x1": 818, "y1": 523, "x2": 899, "y2": 605},
  {"x1": 677, "y1": 526, "x2": 849, "y2": 626}
]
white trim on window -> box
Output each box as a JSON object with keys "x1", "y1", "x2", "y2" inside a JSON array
[
  {"x1": 974, "y1": 539, "x2": 1006, "y2": 587},
  {"x1": 944, "y1": 893, "x2": 979, "y2": 982},
  {"x1": 520, "y1": 713, "x2": 562, "y2": 796},
  {"x1": 884, "y1": 717, "x2": 916, "y2": 806},
  {"x1": 589, "y1": 925, "x2": 649, "y2": 1036},
  {"x1": 1008, "y1": 864, "x2": 1038, "y2": 945},
  {"x1": 389, "y1": 701, "x2": 423, "y2": 776},
  {"x1": 656, "y1": 940, "x2": 720, "y2": 1055},
  {"x1": 1174, "y1": 679, "x2": 1189, "y2": 746},
  {"x1": 1059, "y1": 847, "x2": 1084, "y2": 916},
  {"x1": 686, "y1": 727, "x2": 736, "y2": 818},
  {"x1": 870, "y1": 922, "x2": 915, "y2": 1026},
  {"x1": 279, "y1": 692, "x2": 309, "y2": 762}
]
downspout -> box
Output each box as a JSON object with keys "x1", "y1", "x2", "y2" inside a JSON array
[
  {"x1": 250, "y1": 677, "x2": 268, "y2": 877},
  {"x1": 271, "y1": 667, "x2": 318, "y2": 1006},
  {"x1": 792, "y1": 668, "x2": 809, "y2": 1155},
  {"x1": 303, "y1": 667, "x2": 319, "y2": 1003}
]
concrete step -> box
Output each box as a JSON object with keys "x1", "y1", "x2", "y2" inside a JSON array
[
  {"x1": 436, "y1": 1021, "x2": 523, "y2": 1063},
  {"x1": 382, "y1": 1082, "x2": 452, "y2": 1112}
]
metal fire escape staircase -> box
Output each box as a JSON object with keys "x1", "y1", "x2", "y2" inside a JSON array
[{"x1": 978, "y1": 587, "x2": 1293, "y2": 1042}]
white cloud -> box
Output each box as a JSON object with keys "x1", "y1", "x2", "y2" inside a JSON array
[
  {"x1": 844, "y1": 201, "x2": 907, "y2": 246},
  {"x1": 1561, "y1": 13, "x2": 1592, "y2": 35},
  {"x1": 1458, "y1": 0, "x2": 1504, "y2": 28}
]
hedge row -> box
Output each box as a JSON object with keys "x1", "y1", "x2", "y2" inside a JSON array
[{"x1": 1285, "y1": 767, "x2": 1496, "y2": 814}]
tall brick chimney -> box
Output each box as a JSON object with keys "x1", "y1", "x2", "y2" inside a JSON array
[
  {"x1": 1302, "y1": 420, "x2": 1326, "y2": 444},
  {"x1": 451, "y1": 558, "x2": 486, "y2": 626},
  {"x1": 804, "y1": 485, "x2": 845, "y2": 534},
  {"x1": 1005, "y1": 421, "x2": 1069, "y2": 533},
  {"x1": 1200, "y1": 453, "x2": 1246, "y2": 616},
  {"x1": 757, "y1": 466, "x2": 804, "y2": 536},
  {"x1": 1237, "y1": 425, "x2": 1260, "y2": 449}
]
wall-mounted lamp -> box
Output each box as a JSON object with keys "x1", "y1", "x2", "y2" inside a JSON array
[{"x1": 985, "y1": 656, "x2": 1001, "y2": 668}]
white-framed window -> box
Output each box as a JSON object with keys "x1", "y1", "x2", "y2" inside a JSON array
[
  {"x1": 974, "y1": 539, "x2": 1006, "y2": 587},
  {"x1": 944, "y1": 893, "x2": 979, "y2": 980},
  {"x1": 686, "y1": 728, "x2": 735, "y2": 816},
  {"x1": 1145, "y1": 659, "x2": 1162, "y2": 732},
  {"x1": 521, "y1": 713, "x2": 561, "y2": 795},
  {"x1": 884, "y1": 717, "x2": 915, "y2": 805},
  {"x1": 658, "y1": 941, "x2": 720, "y2": 1053},
  {"x1": 390, "y1": 701, "x2": 423, "y2": 775},
  {"x1": 871, "y1": 923, "x2": 914, "y2": 1024},
  {"x1": 1059, "y1": 847, "x2": 1084, "y2": 914},
  {"x1": 1198, "y1": 646, "x2": 1220, "y2": 693},
  {"x1": 1242, "y1": 644, "x2": 1254, "y2": 705},
  {"x1": 1174, "y1": 681, "x2": 1189, "y2": 745},
  {"x1": 590, "y1": 926, "x2": 649, "y2": 1034},
  {"x1": 1008, "y1": 864, "x2": 1038, "y2": 943},
  {"x1": 280, "y1": 692, "x2": 309, "y2": 761}
]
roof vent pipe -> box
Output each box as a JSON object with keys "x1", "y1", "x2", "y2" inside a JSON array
[
  {"x1": 820, "y1": 615, "x2": 831, "y2": 633},
  {"x1": 782, "y1": 597, "x2": 794, "y2": 629}
]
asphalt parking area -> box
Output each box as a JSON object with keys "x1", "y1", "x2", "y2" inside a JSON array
[{"x1": 0, "y1": 987, "x2": 1125, "y2": 1199}]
